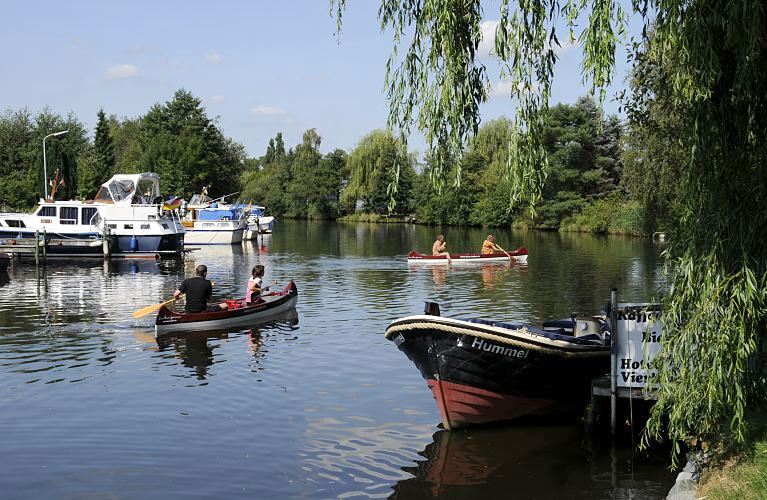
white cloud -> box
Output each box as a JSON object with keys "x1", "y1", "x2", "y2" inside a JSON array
[
  {"x1": 104, "y1": 64, "x2": 138, "y2": 80},
  {"x1": 489, "y1": 79, "x2": 539, "y2": 98},
  {"x1": 211, "y1": 95, "x2": 225, "y2": 104},
  {"x1": 478, "y1": 20, "x2": 498, "y2": 58},
  {"x1": 205, "y1": 53, "x2": 223, "y2": 65},
  {"x1": 251, "y1": 106, "x2": 286, "y2": 116},
  {"x1": 489, "y1": 79, "x2": 514, "y2": 98},
  {"x1": 478, "y1": 20, "x2": 578, "y2": 59},
  {"x1": 554, "y1": 39, "x2": 577, "y2": 56}
]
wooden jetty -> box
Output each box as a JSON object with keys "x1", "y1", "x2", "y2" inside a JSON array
[{"x1": 0, "y1": 230, "x2": 180, "y2": 265}]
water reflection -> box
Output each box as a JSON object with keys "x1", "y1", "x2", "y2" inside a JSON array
[
  {"x1": 0, "y1": 222, "x2": 672, "y2": 499},
  {"x1": 155, "y1": 311, "x2": 299, "y2": 380},
  {"x1": 0, "y1": 271, "x2": 9, "y2": 287},
  {"x1": 392, "y1": 427, "x2": 675, "y2": 499}
]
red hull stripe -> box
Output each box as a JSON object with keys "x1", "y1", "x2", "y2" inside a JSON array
[{"x1": 426, "y1": 379, "x2": 563, "y2": 429}]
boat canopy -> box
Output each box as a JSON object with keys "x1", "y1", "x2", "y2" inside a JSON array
[{"x1": 93, "y1": 173, "x2": 161, "y2": 205}]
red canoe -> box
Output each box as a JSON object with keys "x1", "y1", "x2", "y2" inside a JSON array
[{"x1": 407, "y1": 247, "x2": 528, "y2": 264}]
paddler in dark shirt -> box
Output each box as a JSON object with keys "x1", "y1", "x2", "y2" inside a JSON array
[{"x1": 173, "y1": 264, "x2": 228, "y2": 313}]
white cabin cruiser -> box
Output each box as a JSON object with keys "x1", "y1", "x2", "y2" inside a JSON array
[
  {"x1": 244, "y1": 205, "x2": 274, "y2": 240},
  {"x1": 181, "y1": 193, "x2": 246, "y2": 245},
  {"x1": 0, "y1": 173, "x2": 185, "y2": 256}
]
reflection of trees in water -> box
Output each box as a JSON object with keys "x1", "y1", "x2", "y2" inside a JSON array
[{"x1": 392, "y1": 426, "x2": 674, "y2": 499}]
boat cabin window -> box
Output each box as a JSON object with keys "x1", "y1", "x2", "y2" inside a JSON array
[
  {"x1": 161, "y1": 223, "x2": 169, "y2": 229},
  {"x1": 60, "y1": 207, "x2": 78, "y2": 225},
  {"x1": 81, "y1": 207, "x2": 99, "y2": 225},
  {"x1": 141, "y1": 224, "x2": 150, "y2": 229},
  {"x1": 36, "y1": 206, "x2": 56, "y2": 217},
  {"x1": 5, "y1": 219, "x2": 26, "y2": 228},
  {"x1": 107, "y1": 224, "x2": 117, "y2": 229},
  {"x1": 124, "y1": 224, "x2": 133, "y2": 230}
]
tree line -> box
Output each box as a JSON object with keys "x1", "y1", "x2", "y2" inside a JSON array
[{"x1": 2, "y1": 88, "x2": 666, "y2": 237}]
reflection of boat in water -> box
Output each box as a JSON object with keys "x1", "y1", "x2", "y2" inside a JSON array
[
  {"x1": 155, "y1": 310, "x2": 299, "y2": 378},
  {"x1": 0, "y1": 252, "x2": 9, "y2": 271},
  {"x1": 407, "y1": 247, "x2": 528, "y2": 264},
  {"x1": 0, "y1": 271, "x2": 9, "y2": 287},
  {"x1": 385, "y1": 303, "x2": 609, "y2": 429},
  {"x1": 392, "y1": 426, "x2": 674, "y2": 499},
  {"x1": 155, "y1": 281, "x2": 299, "y2": 336}
]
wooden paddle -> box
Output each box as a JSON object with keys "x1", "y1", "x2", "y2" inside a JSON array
[
  {"x1": 132, "y1": 295, "x2": 182, "y2": 319},
  {"x1": 494, "y1": 244, "x2": 514, "y2": 261}
]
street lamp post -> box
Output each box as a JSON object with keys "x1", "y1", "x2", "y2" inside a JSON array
[{"x1": 43, "y1": 130, "x2": 69, "y2": 198}]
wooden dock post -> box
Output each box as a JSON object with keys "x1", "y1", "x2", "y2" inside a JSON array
[
  {"x1": 610, "y1": 288, "x2": 618, "y2": 435},
  {"x1": 34, "y1": 230, "x2": 40, "y2": 266},
  {"x1": 102, "y1": 221, "x2": 111, "y2": 259},
  {"x1": 41, "y1": 230, "x2": 47, "y2": 262}
]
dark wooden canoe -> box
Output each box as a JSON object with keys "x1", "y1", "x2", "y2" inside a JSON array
[{"x1": 155, "y1": 281, "x2": 298, "y2": 336}]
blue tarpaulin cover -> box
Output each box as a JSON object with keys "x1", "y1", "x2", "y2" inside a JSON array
[{"x1": 197, "y1": 209, "x2": 235, "y2": 220}]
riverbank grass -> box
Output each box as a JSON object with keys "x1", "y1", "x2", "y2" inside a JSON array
[{"x1": 698, "y1": 440, "x2": 767, "y2": 499}]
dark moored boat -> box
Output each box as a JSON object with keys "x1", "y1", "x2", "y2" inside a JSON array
[
  {"x1": 0, "y1": 252, "x2": 9, "y2": 271},
  {"x1": 155, "y1": 281, "x2": 298, "y2": 336},
  {"x1": 407, "y1": 247, "x2": 528, "y2": 264},
  {"x1": 384, "y1": 304, "x2": 609, "y2": 429}
]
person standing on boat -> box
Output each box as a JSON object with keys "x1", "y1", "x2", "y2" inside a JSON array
[
  {"x1": 482, "y1": 234, "x2": 500, "y2": 254},
  {"x1": 246, "y1": 265, "x2": 268, "y2": 304},
  {"x1": 174, "y1": 264, "x2": 228, "y2": 313},
  {"x1": 432, "y1": 235, "x2": 448, "y2": 256}
]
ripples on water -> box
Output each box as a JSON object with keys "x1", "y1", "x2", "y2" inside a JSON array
[{"x1": 0, "y1": 222, "x2": 674, "y2": 498}]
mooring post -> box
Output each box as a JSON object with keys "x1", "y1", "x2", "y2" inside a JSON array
[
  {"x1": 42, "y1": 229, "x2": 47, "y2": 262},
  {"x1": 610, "y1": 287, "x2": 618, "y2": 435},
  {"x1": 34, "y1": 230, "x2": 40, "y2": 266},
  {"x1": 102, "y1": 221, "x2": 110, "y2": 259}
]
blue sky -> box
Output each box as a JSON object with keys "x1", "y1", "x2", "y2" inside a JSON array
[{"x1": 1, "y1": 1, "x2": 637, "y2": 158}]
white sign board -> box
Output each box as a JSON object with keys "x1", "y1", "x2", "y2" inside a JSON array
[{"x1": 615, "y1": 303, "x2": 662, "y2": 388}]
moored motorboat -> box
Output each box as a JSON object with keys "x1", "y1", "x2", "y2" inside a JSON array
[
  {"x1": 0, "y1": 173, "x2": 185, "y2": 257},
  {"x1": 181, "y1": 193, "x2": 247, "y2": 245},
  {"x1": 243, "y1": 205, "x2": 274, "y2": 239},
  {"x1": 384, "y1": 304, "x2": 609, "y2": 429},
  {"x1": 155, "y1": 281, "x2": 298, "y2": 336},
  {"x1": 407, "y1": 247, "x2": 528, "y2": 264}
]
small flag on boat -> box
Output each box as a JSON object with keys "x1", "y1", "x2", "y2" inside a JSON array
[{"x1": 163, "y1": 197, "x2": 183, "y2": 210}]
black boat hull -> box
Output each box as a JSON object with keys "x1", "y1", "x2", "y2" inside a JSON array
[{"x1": 385, "y1": 315, "x2": 609, "y2": 429}]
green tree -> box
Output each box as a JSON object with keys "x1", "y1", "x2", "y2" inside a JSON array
[
  {"x1": 139, "y1": 89, "x2": 245, "y2": 197},
  {"x1": 342, "y1": 130, "x2": 414, "y2": 214},
  {"x1": 79, "y1": 109, "x2": 116, "y2": 198}
]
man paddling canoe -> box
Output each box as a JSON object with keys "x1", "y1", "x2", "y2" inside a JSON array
[{"x1": 173, "y1": 264, "x2": 228, "y2": 313}]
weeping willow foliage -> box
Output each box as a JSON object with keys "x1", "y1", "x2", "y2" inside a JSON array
[{"x1": 333, "y1": 0, "x2": 767, "y2": 463}]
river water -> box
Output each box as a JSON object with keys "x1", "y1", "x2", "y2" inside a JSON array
[{"x1": 0, "y1": 221, "x2": 675, "y2": 499}]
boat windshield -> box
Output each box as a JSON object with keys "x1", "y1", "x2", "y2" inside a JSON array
[
  {"x1": 110, "y1": 180, "x2": 135, "y2": 202},
  {"x1": 189, "y1": 194, "x2": 212, "y2": 206},
  {"x1": 136, "y1": 178, "x2": 160, "y2": 203}
]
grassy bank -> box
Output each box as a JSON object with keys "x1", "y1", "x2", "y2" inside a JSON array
[
  {"x1": 559, "y1": 196, "x2": 647, "y2": 236},
  {"x1": 697, "y1": 439, "x2": 767, "y2": 499},
  {"x1": 337, "y1": 213, "x2": 410, "y2": 223}
]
